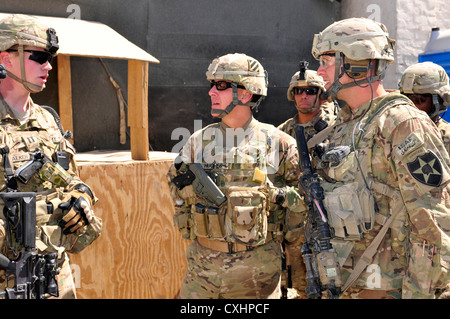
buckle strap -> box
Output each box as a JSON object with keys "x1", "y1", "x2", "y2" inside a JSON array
[{"x1": 197, "y1": 237, "x2": 258, "y2": 254}]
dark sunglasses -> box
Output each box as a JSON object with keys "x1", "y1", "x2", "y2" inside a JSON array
[
  {"x1": 293, "y1": 87, "x2": 320, "y2": 95},
  {"x1": 405, "y1": 93, "x2": 431, "y2": 105},
  {"x1": 6, "y1": 49, "x2": 53, "y2": 65},
  {"x1": 210, "y1": 81, "x2": 245, "y2": 91}
]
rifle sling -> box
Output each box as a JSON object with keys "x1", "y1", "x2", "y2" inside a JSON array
[
  {"x1": 306, "y1": 124, "x2": 335, "y2": 150},
  {"x1": 341, "y1": 181, "x2": 404, "y2": 293}
]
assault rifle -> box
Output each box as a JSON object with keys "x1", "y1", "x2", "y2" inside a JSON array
[
  {"x1": 294, "y1": 125, "x2": 342, "y2": 299},
  {"x1": 0, "y1": 192, "x2": 59, "y2": 299},
  {"x1": 0, "y1": 146, "x2": 59, "y2": 299}
]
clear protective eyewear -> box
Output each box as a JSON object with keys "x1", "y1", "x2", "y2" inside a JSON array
[{"x1": 319, "y1": 53, "x2": 336, "y2": 68}]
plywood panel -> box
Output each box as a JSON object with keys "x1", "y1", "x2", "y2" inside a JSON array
[{"x1": 68, "y1": 153, "x2": 190, "y2": 299}]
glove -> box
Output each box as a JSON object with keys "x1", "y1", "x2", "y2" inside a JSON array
[{"x1": 58, "y1": 184, "x2": 94, "y2": 234}]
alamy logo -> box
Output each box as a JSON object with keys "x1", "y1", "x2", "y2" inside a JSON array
[{"x1": 366, "y1": 264, "x2": 381, "y2": 289}]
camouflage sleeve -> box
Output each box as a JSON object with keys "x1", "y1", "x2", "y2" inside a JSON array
[
  {"x1": 271, "y1": 132, "x2": 307, "y2": 243},
  {"x1": 166, "y1": 133, "x2": 199, "y2": 240},
  {"x1": 58, "y1": 139, "x2": 102, "y2": 253},
  {"x1": 387, "y1": 114, "x2": 450, "y2": 298},
  {"x1": 436, "y1": 119, "x2": 450, "y2": 157},
  {"x1": 58, "y1": 137, "x2": 102, "y2": 251},
  {"x1": 166, "y1": 161, "x2": 197, "y2": 240},
  {"x1": 61, "y1": 139, "x2": 89, "y2": 193},
  {"x1": 63, "y1": 215, "x2": 102, "y2": 254}
]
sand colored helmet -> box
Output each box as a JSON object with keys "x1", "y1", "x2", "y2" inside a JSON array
[
  {"x1": 206, "y1": 53, "x2": 268, "y2": 96},
  {"x1": 311, "y1": 17, "x2": 395, "y2": 99},
  {"x1": 399, "y1": 61, "x2": 450, "y2": 118},
  {"x1": 399, "y1": 62, "x2": 449, "y2": 96},
  {"x1": 287, "y1": 70, "x2": 325, "y2": 101},
  {"x1": 206, "y1": 53, "x2": 268, "y2": 117},
  {"x1": 311, "y1": 17, "x2": 395, "y2": 64},
  {"x1": 0, "y1": 14, "x2": 58, "y2": 54},
  {"x1": 0, "y1": 14, "x2": 59, "y2": 92}
]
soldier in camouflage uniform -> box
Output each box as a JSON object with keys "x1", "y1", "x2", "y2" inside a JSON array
[
  {"x1": 278, "y1": 66, "x2": 337, "y2": 141},
  {"x1": 167, "y1": 53, "x2": 305, "y2": 298},
  {"x1": 308, "y1": 17, "x2": 450, "y2": 298},
  {"x1": 398, "y1": 62, "x2": 450, "y2": 155},
  {"x1": 277, "y1": 66, "x2": 337, "y2": 298},
  {"x1": 0, "y1": 14, "x2": 102, "y2": 299}
]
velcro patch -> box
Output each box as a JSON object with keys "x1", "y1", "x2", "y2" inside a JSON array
[
  {"x1": 407, "y1": 151, "x2": 443, "y2": 187},
  {"x1": 394, "y1": 132, "x2": 424, "y2": 159}
]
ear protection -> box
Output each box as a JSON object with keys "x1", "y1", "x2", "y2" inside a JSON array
[
  {"x1": 343, "y1": 57, "x2": 372, "y2": 79},
  {"x1": 0, "y1": 64, "x2": 6, "y2": 79}
]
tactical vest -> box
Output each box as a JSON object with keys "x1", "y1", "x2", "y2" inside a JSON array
[
  {"x1": 0, "y1": 105, "x2": 76, "y2": 257},
  {"x1": 317, "y1": 94, "x2": 413, "y2": 261},
  {"x1": 183, "y1": 121, "x2": 284, "y2": 247}
]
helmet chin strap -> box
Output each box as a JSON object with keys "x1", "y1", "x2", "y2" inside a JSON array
[
  {"x1": 321, "y1": 53, "x2": 381, "y2": 100},
  {"x1": 6, "y1": 45, "x2": 45, "y2": 93},
  {"x1": 430, "y1": 94, "x2": 446, "y2": 120},
  {"x1": 211, "y1": 82, "x2": 260, "y2": 119}
]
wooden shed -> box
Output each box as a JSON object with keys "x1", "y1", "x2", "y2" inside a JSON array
[
  {"x1": 35, "y1": 14, "x2": 160, "y2": 160},
  {"x1": 0, "y1": 13, "x2": 189, "y2": 298}
]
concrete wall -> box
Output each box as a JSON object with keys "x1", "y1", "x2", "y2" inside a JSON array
[
  {"x1": 0, "y1": 0, "x2": 339, "y2": 152},
  {"x1": 395, "y1": 0, "x2": 450, "y2": 78}
]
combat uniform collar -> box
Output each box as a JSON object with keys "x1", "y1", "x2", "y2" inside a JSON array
[
  {"x1": 0, "y1": 94, "x2": 42, "y2": 130},
  {"x1": 216, "y1": 116, "x2": 259, "y2": 151},
  {"x1": 218, "y1": 115, "x2": 257, "y2": 132},
  {"x1": 295, "y1": 105, "x2": 327, "y2": 128},
  {"x1": 337, "y1": 94, "x2": 389, "y2": 123},
  {"x1": 0, "y1": 93, "x2": 31, "y2": 124}
]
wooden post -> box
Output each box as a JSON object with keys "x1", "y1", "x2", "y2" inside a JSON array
[
  {"x1": 127, "y1": 60, "x2": 149, "y2": 160},
  {"x1": 57, "y1": 54, "x2": 74, "y2": 145}
]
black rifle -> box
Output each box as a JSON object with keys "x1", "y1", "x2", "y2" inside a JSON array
[
  {"x1": 294, "y1": 125, "x2": 342, "y2": 299},
  {"x1": 0, "y1": 145, "x2": 59, "y2": 299},
  {"x1": 0, "y1": 192, "x2": 59, "y2": 299}
]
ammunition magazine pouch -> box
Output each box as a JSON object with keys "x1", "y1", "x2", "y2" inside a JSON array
[
  {"x1": 188, "y1": 186, "x2": 272, "y2": 247},
  {"x1": 323, "y1": 182, "x2": 376, "y2": 240},
  {"x1": 225, "y1": 186, "x2": 269, "y2": 246},
  {"x1": 34, "y1": 190, "x2": 65, "y2": 256},
  {"x1": 191, "y1": 204, "x2": 225, "y2": 239}
]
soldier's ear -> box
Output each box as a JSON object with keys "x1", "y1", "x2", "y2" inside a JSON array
[
  {"x1": 239, "y1": 91, "x2": 253, "y2": 104},
  {"x1": 0, "y1": 51, "x2": 10, "y2": 66}
]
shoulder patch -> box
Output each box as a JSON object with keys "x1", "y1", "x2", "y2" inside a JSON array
[
  {"x1": 394, "y1": 132, "x2": 424, "y2": 159},
  {"x1": 407, "y1": 151, "x2": 443, "y2": 187}
]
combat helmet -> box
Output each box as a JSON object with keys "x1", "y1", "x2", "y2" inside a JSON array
[
  {"x1": 311, "y1": 17, "x2": 395, "y2": 99},
  {"x1": 399, "y1": 61, "x2": 450, "y2": 119},
  {"x1": 206, "y1": 53, "x2": 268, "y2": 117},
  {"x1": 0, "y1": 14, "x2": 59, "y2": 92},
  {"x1": 287, "y1": 64, "x2": 325, "y2": 101}
]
